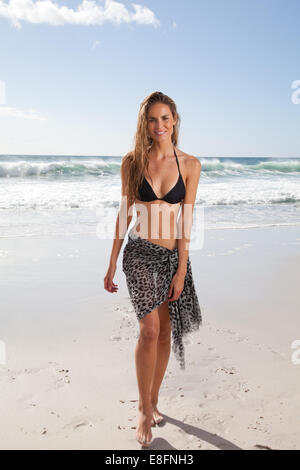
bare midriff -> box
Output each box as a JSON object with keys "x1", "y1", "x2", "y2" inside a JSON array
[{"x1": 130, "y1": 199, "x2": 182, "y2": 250}]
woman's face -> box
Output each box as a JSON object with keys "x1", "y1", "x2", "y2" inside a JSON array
[{"x1": 147, "y1": 103, "x2": 176, "y2": 143}]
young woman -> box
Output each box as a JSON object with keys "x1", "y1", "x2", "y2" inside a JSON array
[{"x1": 104, "y1": 91, "x2": 202, "y2": 448}]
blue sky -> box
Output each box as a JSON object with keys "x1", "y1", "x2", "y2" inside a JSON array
[{"x1": 0, "y1": 0, "x2": 299, "y2": 157}]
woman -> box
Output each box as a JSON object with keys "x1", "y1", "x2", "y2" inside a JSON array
[{"x1": 104, "y1": 91, "x2": 202, "y2": 448}]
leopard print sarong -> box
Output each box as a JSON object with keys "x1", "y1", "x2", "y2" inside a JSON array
[{"x1": 122, "y1": 228, "x2": 202, "y2": 370}]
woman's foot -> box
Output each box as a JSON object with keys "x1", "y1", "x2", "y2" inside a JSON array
[
  {"x1": 138, "y1": 400, "x2": 164, "y2": 426},
  {"x1": 139, "y1": 401, "x2": 156, "y2": 427},
  {"x1": 136, "y1": 408, "x2": 153, "y2": 447},
  {"x1": 152, "y1": 404, "x2": 164, "y2": 425}
]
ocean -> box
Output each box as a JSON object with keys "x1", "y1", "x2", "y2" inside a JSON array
[{"x1": 0, "y1": 155, "x2": 299, "y2": 238}]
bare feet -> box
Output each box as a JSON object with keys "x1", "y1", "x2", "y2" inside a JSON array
[
  {"x1": 136, "y1": 408, "x2": 153, "y2": 447},
  {"x1": 139, "y1": 401, "x2": 164, "y2": 426},
  {"x1": 152, "y1": 404, "x2": 164, "y2": 425}
]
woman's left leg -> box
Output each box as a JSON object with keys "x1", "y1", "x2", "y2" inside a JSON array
[{"x1": 150, "y1": 299, "x2": 171, "y2": 420}]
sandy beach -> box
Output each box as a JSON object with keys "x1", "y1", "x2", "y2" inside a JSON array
[
  {"x1": 1, "y1": 0, "x2": 300, "y2": 452},
  {"x1": 0, "y1": 224, "x2": 299, "y2": 450}
]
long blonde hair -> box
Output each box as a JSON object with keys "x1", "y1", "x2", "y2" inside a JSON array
[{"x1": 122, "y1": 91, "x2": 181, "y2": 208}]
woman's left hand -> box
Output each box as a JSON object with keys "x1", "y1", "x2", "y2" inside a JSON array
[{"x1": 168, "y1": 271, "x2": 186, "y2": 302}]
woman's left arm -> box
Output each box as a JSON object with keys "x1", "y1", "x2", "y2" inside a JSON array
[{"x1": 168, "y1": 156, "x2": 202, "y2": 302}]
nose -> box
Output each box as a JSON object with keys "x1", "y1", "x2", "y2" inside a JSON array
[{"x1": 154, "y1": 120, "x2": 166, "y2": 129}]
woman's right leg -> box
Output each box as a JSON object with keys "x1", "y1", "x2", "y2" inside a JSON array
[{"x1": 135, "y1": 307, "x2": 160, "y2": 445}]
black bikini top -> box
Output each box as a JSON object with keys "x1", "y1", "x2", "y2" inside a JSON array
[{"x1": 138, "y1": 148, "x2": 186, "y2": 204}]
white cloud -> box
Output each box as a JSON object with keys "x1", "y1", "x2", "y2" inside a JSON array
[
  {"x1": 0, "y1": 0, "x2": 160, "y2": 29},
  {"x1": 0, "y1": 106, "x2": 47, "y2": 120}
]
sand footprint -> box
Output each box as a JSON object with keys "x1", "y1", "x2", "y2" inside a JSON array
[{"x1": 63, "y1": 416, "x2": 93, "y2": 433}]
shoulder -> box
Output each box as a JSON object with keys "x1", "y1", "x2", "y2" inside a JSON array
[
  {"x1": 175, "y1": 148, "x2": 201, "y2": 177},
  {"x1": 121, "y1": 151, "x2": 133, "y2": 176}
]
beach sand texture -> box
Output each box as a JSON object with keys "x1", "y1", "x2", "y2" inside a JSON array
[{"x1": 0, "y1": 225, "x2": 299, "y2": 450}]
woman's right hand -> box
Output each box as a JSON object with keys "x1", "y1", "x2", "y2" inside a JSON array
[{"x1": 104, "y1": 264, "x2": 118, "y2": 293}]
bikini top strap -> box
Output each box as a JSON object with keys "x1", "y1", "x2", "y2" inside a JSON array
[{"x1": 174, "y1": 147, "x2": 181, "y2": 175}]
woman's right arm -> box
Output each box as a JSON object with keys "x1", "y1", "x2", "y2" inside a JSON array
[{"x1": 104, "y1": 157, "x2": 133, "y2": 293}]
